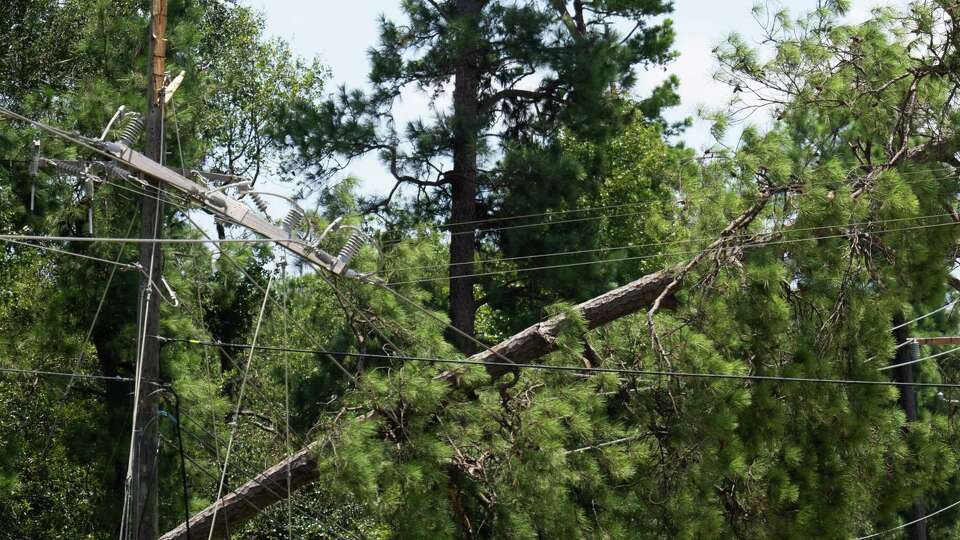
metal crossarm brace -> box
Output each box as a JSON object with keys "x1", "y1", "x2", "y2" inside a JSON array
[{"x1": 100, "y1": 141, "x2": 370, "y2": 281}]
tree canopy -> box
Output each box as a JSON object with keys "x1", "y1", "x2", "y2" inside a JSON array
[{"x1": 4, "y1": 1, "x2": 960, "y2": 539}]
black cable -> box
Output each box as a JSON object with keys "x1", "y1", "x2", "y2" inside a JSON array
[{"x1": 156, "y1": 336, "x2": 960, "y2": 389}]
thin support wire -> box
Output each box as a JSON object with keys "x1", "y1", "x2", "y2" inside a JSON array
[
  {"x1": 64, "y1": 212, "x2": 139, "y2": 397},
  {"x1": 120, "y1": 174, "x2": 164, "y2": 540},
  {"x1": 855, "y1": 496, "x2": 960, "y2": 539},
  {"x1": 282, "y1": 253, "x2": 293, "y2": 540},
  {"x1": 208, "y1": 273, "x2": 274, "y2": 539}
]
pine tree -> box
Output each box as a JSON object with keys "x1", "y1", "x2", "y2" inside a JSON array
[{"x1": 278, "y1": 0, "x2": 678, "y2": 353}]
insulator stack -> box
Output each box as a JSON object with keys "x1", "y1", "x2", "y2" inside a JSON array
[
  {"x1": 248, "y1": 192, "x2": 269, "y2": 214},
  {"x1": 83, "y1": 177, "x2": 95, "y2": 235},
  {"x1": 118, "y1": 112, "x2": 144, "y2": 146},
  {"x1": 52, "y1": 160, "x2": 89, "y2": 177},
  {"x1": 28, "y1": 140, "x2": 40, "y2": 177},
  {"x1": 336, "y1": 230, "x2": 368, "y2": 268},
  {"x1": 283, "y1": 207, "x2": 304, "y2": 232},
  {"x1": 29, "y1": 140, "x2": 39, "y2": 212},
  {"x1": 102, "y1": 162, "x2": 130, "y2": 179},
  {"x1": 83, "y1": 177, "x2": 95, "y2": 200}
]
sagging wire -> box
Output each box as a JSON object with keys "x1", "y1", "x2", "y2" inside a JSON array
[{"x1": 207, "y1": 273, "x2": 274, "y2": 539}]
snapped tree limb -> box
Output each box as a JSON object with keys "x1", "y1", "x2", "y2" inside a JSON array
[{"x1": 158, "y1": 442, "x2": 322, "y2": 540}]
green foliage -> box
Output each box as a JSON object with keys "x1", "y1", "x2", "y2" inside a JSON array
[{"x1": 6, "y1": 1, "x2": 960, "y2": 538}]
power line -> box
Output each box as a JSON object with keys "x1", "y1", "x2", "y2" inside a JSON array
[
  {"x1": 855, "y1": 495, "x2": 960, "y2": 539},
  {"x1": 155, "y1": 337, "x2": 960, "y2": 389},
  {"x1": 878, "y1": 345, "x2": 960, "y2": 372},
  {"x1": 420, "y1": 168, "x2": 959, "y2": 235},
  {"x1": 0, "y1": 233, "x2": 313, "y2": 247},
  {"x1": 387, "y1": 212, "x2": 958, "y2": 274},
  {"x1": 65, "y1": 213, "x2": 140, "y2": 396},
  {"x1": 208, "y1": 273, "x2": 273, "y2": 538},
  {"x1": 891, "y1": 299, "x2": 958, "y2": 331},
  {"x1": 3, "y1": 213, "x2": 955, "y2": 287},
  {"x1": 388, "y1": 218, "x2": 960, "y2": 285},
  {"x1": 3, "y1": 237, "x2": 141, "y2": 270},
  {"x1": 0, "y1": 365, "x2": 136, "y2": 382}
]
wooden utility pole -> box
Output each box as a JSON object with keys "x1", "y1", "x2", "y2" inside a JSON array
[{"x1": 134, "y1": 0, "x2": 167, "y2": 537}]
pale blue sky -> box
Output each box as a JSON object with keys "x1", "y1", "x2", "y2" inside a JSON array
[{"x1": 244, "y1": 0, "x2": 899, "y2": 196}]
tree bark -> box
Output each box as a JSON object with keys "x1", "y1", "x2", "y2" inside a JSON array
[
  {"x1": 92, "y1": 335, "x2": 131, "y2": 529},
  {"x1": 448, "y1": 0, "x2": 483, "y2": 354},
  {"x1": 891, "y1": 313, "x2": 927, "y2": 540},
  {"x1": 473, "y1": 267, "x2": 675, "y2": 378},
  {"x1": 158, "y1": 442, "x2": 322, "y2": 540}
]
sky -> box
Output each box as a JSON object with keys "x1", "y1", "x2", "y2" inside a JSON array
[{"x1": 243, "y1": 0, "x2": 900, "y2": 197}]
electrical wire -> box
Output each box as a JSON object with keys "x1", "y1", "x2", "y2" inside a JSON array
[
  {"x1": 208, "y1": 273, "x2": 273, "y2": 539},
  {"x1": 4, "y1": 212, "x2": 956, "y2": 290},
  {"x1": 878, "y1": 345, "x2": 960, "y2": 372},
  {"x1": 0, "y1": 365, "x2": 136, "y2": 382},
  {"x1": 891, "y1": 299, "x2": 958, "y2": 331},
  {"x1": 405, "y1": 168, "x2": 959, "y2": 238},
  {"x1": 0, "y1": 233, "x2": 313, "y2": 246},
  {"x1": 388, "y1": 218, "x2": 960, "y2": 285},
  {"x1": 861, "y1": 300, "x2": 960, "y2": 365},
  {"x1": 2, "y1": 237, "x2": 140, "y2": 270},
  {"x1": 121, "y1": 153, "x2": 165, "y2": 540},
  {"x1": 64, "y1": 213, "x2": 139, "y2": 396},
  {"x1": 387, "y1": 212, "x2": 959, "y2": 274},
  {"x1": 280, "y1": 252, "x2": 293, "y2": 540},
  {"x1": 854, "y1": 496, "x2": 960, "y2": 539},
  {"x1": 155, "y1": 337, "x2": 960, "y2": 389},
  {"x1": 161, "y1": 388, "x2": 193, "y2": 540}
]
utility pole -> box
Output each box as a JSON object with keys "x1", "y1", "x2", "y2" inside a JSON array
[
  {"x1": 892, "y1": 313, "x2": 927, "y2": 540},
  {"x1": 134, "y1": 0, "x2": 167, "y2": 537}
]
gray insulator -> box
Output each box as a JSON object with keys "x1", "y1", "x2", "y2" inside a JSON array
[
  {"x1": 29, "y1": 141, "x2": 39, "y2": 212},
  {"x1": 248, "y1": 192, "x2": 269, "y2": 214},
  {"x1": 53, "y1": 160, "x2": 89, "y2": 177},
  {"x1": 102, "y1": 162, "x2": 130, "y2": 178},
  {"x1": 336, "y1": 230, "x2": 368, "y2": 268},
  {"x1": 283, "y1": 207, "x2": 304, "y2": 231},
  {"x1": 84, "y1": 178, "x2": 95, "y2": 235},
  {"x1": 119, "y1": 113, "x2": 144, "y2": 146},
  {"x1": 28, "y1": 140, "x2": 40, "y2": 177},
  {"x1": 83, "y1": 177, "x2": 95, "y2": 199}
]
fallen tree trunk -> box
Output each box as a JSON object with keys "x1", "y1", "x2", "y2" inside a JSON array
[
  {"x1": 163, "y1": 184, "x2": 812, "y2": 538},
  {"x1": 159, "y1": 442, "x2": 321, "y2": 540},
  {"x1": 477, "y1": 268, "x2": 676, "y2": 378},
  {"x1": 160, "y1": 267, "x2": 676, "y2": 539}
]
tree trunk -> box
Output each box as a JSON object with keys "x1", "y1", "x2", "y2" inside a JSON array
[
  {"x1": 93, "y1": 335, "x2": 131, "y2": 530},
  {"x1": 891, "y1": 313, "x2": 927, "y2": 540},
  {"x1": 448, "y1": 0, "x2": 483, "y2": 354}
]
